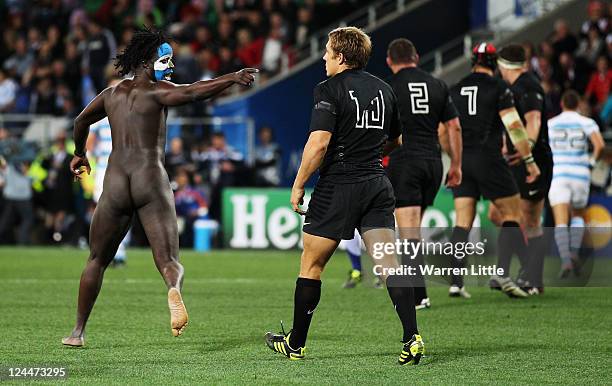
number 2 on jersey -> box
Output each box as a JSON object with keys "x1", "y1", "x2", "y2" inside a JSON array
[
  {"x1": 408, "y1": 83, "x2": 429, "y2": 114},
  {"x1": 460, "y1": 86, "x2": 478, "y2": 115}
]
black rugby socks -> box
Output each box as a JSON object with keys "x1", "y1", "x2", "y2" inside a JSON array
[
  {"x1": 450, "y1": 227, "x2": 470, "y2": 287},
  {"x1": 386, "y1": 275, "x2": 418, "y2": 342},
  {"x1": 497, "y1": 221, "x2": 527, "y2": 277},
  {"x1": 289, "y1": 277, "x2": 321, "y2": 349}
]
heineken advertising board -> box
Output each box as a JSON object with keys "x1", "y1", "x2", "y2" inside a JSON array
[{"x1": 222, "y1": 188, "x2": 493, "y2": 249}]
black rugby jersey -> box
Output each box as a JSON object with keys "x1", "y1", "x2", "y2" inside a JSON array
[
  {"x1": 450, "y1": 72, "x2": 515, "y2": 156},
  {"x1": 309, "y1": 69, "x2": 401, "y2": 183},
  {"x1": 388, "y1": 67, "x2": 458, "y2": 160},
  {"x1": 505, "y1": 71, "x2": 552, "y2": 160}
]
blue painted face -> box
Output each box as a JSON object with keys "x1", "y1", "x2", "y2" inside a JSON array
[{"x1": 153, "y1": 43, "x2": 174, "y2": 81}]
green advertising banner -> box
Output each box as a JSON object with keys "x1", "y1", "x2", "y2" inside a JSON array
[{"x1": 222, "y1": 188, "x2": 493, "y2": 249}]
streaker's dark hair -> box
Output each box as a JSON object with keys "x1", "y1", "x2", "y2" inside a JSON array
[
  {"x1": 114, "y1": 27, "x2": 169, "y2": 76},
  {"x1": 561, "y1": 89, "x2": 580, "y2": 110},
  {"x1": 387, "y1": 38, "x2": 418, "y2": 64}
]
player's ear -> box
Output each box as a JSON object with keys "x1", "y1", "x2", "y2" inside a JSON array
[
  {"x1": 414, "y1": 53, "x2": 420, "y2": 65},
  {"x1": 338, "y1": 52, "x2": 345, "y2": 65},
  {"x1": 386, "y1": 56, "x2": 392, "y2": 68}
]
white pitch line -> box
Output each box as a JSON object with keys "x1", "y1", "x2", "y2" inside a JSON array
[{"x1": 0, "y1": 278, "x2": 271, "y2": 285}]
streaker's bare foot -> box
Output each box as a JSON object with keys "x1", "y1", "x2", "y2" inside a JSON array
[
  {"x1": 62, "y1": 335, "x2": 84, "y2": 347},
  {"x1": 168, "y1": 288, "x2": 188, "y2": 337}
]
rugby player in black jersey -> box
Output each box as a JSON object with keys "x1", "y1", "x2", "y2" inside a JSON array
[
  {"x1": 264, "y1": 27, "x2": 424, "y2": 365},
  {"x1": 489, "y1": 44, "x2": 554, "y2": 294},
  {"x1": 448, "y1": 43, "x2": 540, "y2": 299},
  {"x1": 385, "y1": 38, "x2": 463, "y2": 308}
]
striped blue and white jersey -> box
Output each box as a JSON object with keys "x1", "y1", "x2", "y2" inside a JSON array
[
  {"x1": 90, "y1": 117, "x2": 112, "y2": 169},
  {"x1": 547, "y1": 111, "x2": 599, "y2": 182}
]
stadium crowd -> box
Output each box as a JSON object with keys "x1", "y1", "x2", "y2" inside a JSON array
[
  {"x1": 531, "y1": 0, "x2": 612, "y2": 129},
  {"x1": 1, "y1": 0, "x2": 612, "y2": 248},
  {"x1": 0, "y1": 0, "x2": 367, "y2": 118}
]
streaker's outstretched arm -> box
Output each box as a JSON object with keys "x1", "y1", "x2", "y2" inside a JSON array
[{"x1": 153, "y1": 68, "x2": 258, "y2": 106}]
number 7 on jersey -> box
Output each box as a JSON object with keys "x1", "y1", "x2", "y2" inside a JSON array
[{"x1": 460, "y1": 86, "x2": 478, "y2": 116}]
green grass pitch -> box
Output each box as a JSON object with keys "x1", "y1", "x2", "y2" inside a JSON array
[{"x1": 1, "y1": 247, "x2": 611, "y2": 385}]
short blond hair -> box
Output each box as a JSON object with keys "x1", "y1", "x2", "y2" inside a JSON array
[{"x1": 328, "y1": 27, "x2": 372, "y2": 69}]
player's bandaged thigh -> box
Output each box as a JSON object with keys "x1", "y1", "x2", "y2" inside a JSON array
[{"x1": 502, "y1": 110, "x2": 527, "y2": 144}]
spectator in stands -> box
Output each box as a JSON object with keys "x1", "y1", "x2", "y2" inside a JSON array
[
  {"x1": 199, "y1": 132, "x2": 244, "y2": 220},
  {"x1": 523, "y1": 41, "x2": 537, "y2": 71},
  {"x1": 174, "y1": 168, "x2": 208, "y2": 247},
  {"x1": 270, "y1": 11, "x2": 289, "y2": 42},
  {"x1": 42, "y1": 132, "x2": 74, "y2": 243},
  {"x1": 218, "y1": 45, "x2": 243, "y2": 75},
  {"x1": 605, "y1": 33, "x2": 612, "y2": 59},
  {"x1": 84, "y1": 18, "x2": 117, "y2": 92},
  {"x1": 552, "y1": 19, "x2": 578, "y2": 58},
  {"x1": 247, "y1": 9, "x2": 267, "y2": 39},
  {"x1": 191, "y1": 25, "x2": 213, "y2": 53},
  {"x1": 585, "y1": 55, "x2": 612, "y2": 112},
  {"x1": 540, "y1": 40, "x2": 555, "y2": 61},
  {"x1": 136, "y1": 0, "x2": 164, "y2": 28},
  {"x1": 576, "y1": 25, "x2": 605, "y2": 66},
  {"x1": 555, "y1": 52, "x2": 579, "y2": 91},
  {"x1": 3, "y1": 35, "x2": 35, "y2": 81},
  {"x1": 46, "y1": 25, "x2": 64, "y2": 60},
  {"x1": 216, "y1": 16, "x2": 235, "y2": 48},
  {"x1": 166, "y1": 137, "x2": 192, "y2": 181},
  {"x1": 56, "y1": 83, "x2": 78, "y2": 118},
  {"x1": 580, "y1": 0, "x2": 609, "y2": 39},
  {"x1": 600, "y1": 93, "x2": 612, "y2": 130},
  {"x1": 254, "y1": 126, "x2": 281, "y2": 187},
  {"x1": 30, "y1": 77, "x2": 60, "y2": 115},
  {"x1": 0, "y1": 68, "x2": 17, "y2": 113},
  {"x1": 173, "y1": 42, "x2": 201, "y2": 84},
  {"x1": 294, "y1": 7, "x2": 313, "y2": 47},
  {"x1": 63, "y1": 40, "x2": 83, "y2": 99},
  {"x1": 262, "y1": 27, "x2": 284, "y2": 75},
  {"x1": 236, "y1": 28, "x2": 264, "y2": 68},
  {"x1": 535, "y1": 55, "x2": 554, "y2": 83},
  {"x1": 27, "y1": 27, "x2": 43, "y2": 52},
  {"x1": 110, "y1": 0, "x2": 136, "y2": 37},
  {"x1": 539, "y1": 55, "x2": 563, "y2": 118},
  {"x1": 197, "y1": 48, "x2": 217, "y2": 80},
  {"x1": 0, "y1": 155, "x2": 33, "y2": 245}
]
